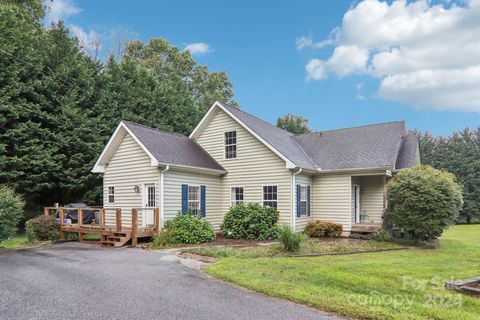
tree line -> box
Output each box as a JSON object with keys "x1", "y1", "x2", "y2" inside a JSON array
[{"x1": 0, "y1": 0, "x2": 236, "y2": 215}]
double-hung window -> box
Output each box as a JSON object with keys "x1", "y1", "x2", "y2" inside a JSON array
[
  {"x1": 188, "y1": 185, "x2": 200, "y2": 214},
  {"x1": 231, "y1": 187, "x2": 244, "y2": 206},
  {"x1": 108, "y1": 186, "x2": 115, "y2": 204},
  {"x1": 300, "y1": 185, "x2": 308, "y2": 215},
  {"x1": 224, "y1": 131, "x2": 237, "y2": 159},
  {"x1": 263, "y1": 186, "x2": 277, "y2": 209}
]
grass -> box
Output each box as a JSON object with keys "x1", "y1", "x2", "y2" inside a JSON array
[
  {"x1": 0, "y1": 234, "x2": 29, "y2": 248},
  {"x1": 204, "y1": 225, "x2": 480, "y2": 320},
  {"x1": 183, "y1": 238, "x2": 403, "y2": 259}
]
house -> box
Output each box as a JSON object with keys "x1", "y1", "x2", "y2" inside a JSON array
[{"x1": 92, "y1": 101, "x2": 420, "y2": 236}]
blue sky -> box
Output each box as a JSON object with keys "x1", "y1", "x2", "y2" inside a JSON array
[{"x1": 45, "y1": 0, "x2": 480, "y2": 136}]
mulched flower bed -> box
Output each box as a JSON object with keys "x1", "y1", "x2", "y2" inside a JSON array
[{"x1": 194, "y1": 233, "x2": 277, "y2": 247}]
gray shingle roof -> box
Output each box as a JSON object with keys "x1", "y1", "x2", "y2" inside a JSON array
[
  {"x1": 223, "y1": 105, "x2": 317, "y2": 170},
  {"x1": 223, "y1": 103, "x2": 417, "y2": 171},
  {"x1": 293, "y1": 121, "x2": 407, "y2": 170},
  {"x1": 395, "y1": 135, "x2": 419, "y2": 169},
  {"x1": 123, "y1": 121, "x2": 225, "y2": 172}
]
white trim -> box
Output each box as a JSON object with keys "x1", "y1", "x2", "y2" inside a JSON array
[
  {"x1": 190, "y1": 101, "x2": 296, "y2": 169},
  {"x1": 92, "y1": 121, "x2": 158, "y2": 173},
  {"x1": 317, "y1": 167, "x2": 392, "y2": 175},
  {"x1": 167, "y1": 164, "x2": 226, "y2": 175},
  {"x1": 262, "y1": 184, "x2": 279, "y2": 209},
  {"x1": 142, "y1": 183, "x2": 156, "y2": 228},
  {"x1": 298, "y1": 184, "x2": 308, "y2": 217},
  {"x1": 224, "y1": 130, "x2": 237, "y2": 160},
  {"x1": 160, "y1": 165, "x2": 170, "y2": 228},
  {"x1": 353, "y1": 184, "x2": 361, "y2": 224},
  {"x1": 230, "y1": 185, "x2": 245, "y2": 207}
]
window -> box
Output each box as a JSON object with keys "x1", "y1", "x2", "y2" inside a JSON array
[
  {"x1": 300, "y1": 185, "x2": 308, "y2": 215},
  {"x1": 231, "y1": 187, "x2": 244, "y2": 206},
  {"x1": 263, "y1": 186, "x2": 277, "y2": 209},
  {"x1": 224, "y1": 131, "x2": 237, "y2": 159},
  {"x1": 146, "y1": 185, "x2": 156, "y2": 207},
  {"x1": 188, "y1": 185, "x2": 200, "y2": 214},
  {"x1": 108, "y1": 186, "x2": 115, "y2": 203}
]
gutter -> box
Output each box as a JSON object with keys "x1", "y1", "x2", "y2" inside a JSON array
[
  {"x1": 315, "y1": 166, "x2": 393, "y2": 174},
  {"x1": 291, "y1": 168, "x2": 302, "y2": 230},
  {"x1": 160, "y1": 165, "x2": 170, "y2": 228}
]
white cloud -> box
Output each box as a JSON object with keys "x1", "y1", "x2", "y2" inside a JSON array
[
  {"x1": 184, "y1": 42, "x2": 212, "y2": 56},
  {"x1": 44, "y1": 0, "x2": 81, "y2": 24},
  {"x1": 69, "y1": 25, "x2": 101, "y2": 52},
  {"x1": 301, "y1": 0, "x2": 480, "y2": 112},
  {"x1": 306, "y1": 59, "x2": 327, "y2": 80}
]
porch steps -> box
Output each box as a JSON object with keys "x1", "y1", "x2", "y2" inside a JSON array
[
  {"x1": 101, "y1": 231, "x2": 132, "y2": 247},
  {"x1": 350, "y1": 224, "x2": 382, "y2": 240}
]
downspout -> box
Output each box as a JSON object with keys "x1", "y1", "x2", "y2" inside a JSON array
[
  {"x1": 291, "y1": 167, "x2": 302, "y2": 230},
  {"x1": 160, "y1": 165, "x2": 170, "y2": 228}
]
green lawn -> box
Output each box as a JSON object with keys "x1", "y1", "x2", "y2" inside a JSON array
[
  {"x1": 0, "y1": 234, "x2": 28, "y2": 248},
  {"x1": 184, "y1": 239, "x2": 403, "y2": 259},
  {"x1": 205, "y1": 225, "x2": 480, "y2": 320}
]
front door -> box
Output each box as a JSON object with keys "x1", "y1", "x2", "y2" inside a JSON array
[
  {"x1": 353, "y1": 184, "x2": 361, "y2": 224},
  {"x1": 142, "y1": 184, "x2": 156, "y2": 228}
]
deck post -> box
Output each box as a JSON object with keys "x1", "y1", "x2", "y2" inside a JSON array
[
  {"x1": 116, "y1": 208, "x2": 121, "y2": 232},
  {"x1": 154, "y1": 208, "x2": 159, "y2": 232},
  {"x1": 59, "y1": 208, "x2": 65, "y2": 240},
  {"x1": 44, "y1": 207, "x2": 49, "y2": 217},
  {"x1": 131, "y1": 209, "x2": 137, "y2": 247},
  {"x1": 99, "y1": 208, "x2": 105, "y2": 230},
  {"x1": 78, "y1": 208, "x2": 84, "y2": 242}
]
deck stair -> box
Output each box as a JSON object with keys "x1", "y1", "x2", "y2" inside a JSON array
[
  {"x1": 101, "y1": 231, "x2": 132, "y2": 247},
  {"x1": 350, "y1": 224, "x2": 382, "y2": 239}
]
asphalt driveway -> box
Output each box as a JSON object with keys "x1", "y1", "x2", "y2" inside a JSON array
[{"x1": 0, "y1": 242, "x2": 343, "y2": 320}]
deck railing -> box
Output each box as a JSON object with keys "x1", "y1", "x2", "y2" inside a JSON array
[{"x1": 43, "y1": 206, "x2": 159, "y2": 243}]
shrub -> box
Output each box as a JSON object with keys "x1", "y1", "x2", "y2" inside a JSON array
[
  {"x1": 388, "y1": 165, "x2": 463, "y2": 245},
  {"x1": 151, "y1": 229, "x2": 175, "y2": 248},
  {"x1": 165, "y1": 210, "x2": 215, "y2": 244},
  {"x1": 277, "y1": 225, "x2": 306, "y2": 252},
  {"x1": 304, "y1": 221, "x2": 343, "y2": 237},
  {"x1": 0, "y1": 186, "x2": 24, "y2": 242},
  {"x1": 371, "y1": 230, "x2": 391, "y2": 242},
  {"x1": 220, "y1": 203, "x2": 279, "y2": 240},
  {"x1": 25, "y1": 215, "x2": 59, "y2": 242}
]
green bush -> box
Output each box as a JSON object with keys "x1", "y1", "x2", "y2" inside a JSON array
[
  {"x1": 0, "y1": 185, "x2": 24, "y2": 242},
  {"x1": 165, "y1": 210, "x2": 215, "y2": 244},
  {"x1": 25, "y1": 215, "x2": 59, "y2": 242},
  {"x1": 277, "y1": 225, "x2": 306, "y2": 252},
  {"x1": 388, "y1": 165, "x2": 463, "y2": 245},
  {"x1": 151, "y1": 229, "x2": 175, "y2": 248},
  {"x1": 304, "y1": 221, "x2": 343, "y2": 237},
  {"x1": 220, "y1": 203, "x2": 279, "y2": 240},
  {"x1": 371, "y1": 230, "x2": 391, "y2": 242}
]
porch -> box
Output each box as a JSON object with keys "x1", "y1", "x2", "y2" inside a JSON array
[
  {"x1": 44, "y1": 207, "x2": 160, "y2": 247},
  {"x1": 350, "y1": 173, "x2": 388, "y2": 236}
]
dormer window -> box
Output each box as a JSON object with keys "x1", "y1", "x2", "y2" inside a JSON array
[{"x1": 225, "y1": 131, "x2": 237, "y2": 159}]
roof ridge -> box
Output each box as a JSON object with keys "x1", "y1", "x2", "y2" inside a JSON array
[
  {"x1": 294, "y1": 120, "x2": 405, "y2": 137},
  {"x1": 223, "y1": 104, "x2": 294, "y2": 136},
  {"x1": 122, "y1": 120, "x2": 189, "y2": 139}
]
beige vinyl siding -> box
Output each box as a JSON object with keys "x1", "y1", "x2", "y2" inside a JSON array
[
  {"x1": 103, "y1": 133, "x2": 160, "y2": 227},
  {"x1": 358, "y1": 175, "x2": 385, "y2": 224},
  {"x1": 195, "y1": 109, "x2": 292, "y2": 225},
  {"x1": 294, "y1": 174, "x2": 313, "y2": 232},
  {"x1": 163, "y1": 170, "x2": 222, "y2": 228},
  {"x1": 312, "y1": 173, "x2": 352, "y2": 231}
]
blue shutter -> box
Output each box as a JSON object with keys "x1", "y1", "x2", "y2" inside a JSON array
[
  {"x1": 181, "y1": 184, "x2": 188, "y2": 214},
  {"x1": 200, "y1": 185, "x2": 206, "y2": 217},
  {"x1": 307, "y1": 186, "x2": 311, "y2": 216},
  {"x1": 296, "y1": 184, "x2": 301, "y2": 217}
]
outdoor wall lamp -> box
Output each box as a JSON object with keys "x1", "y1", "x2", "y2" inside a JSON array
[{"x1": 133, "y1": 185, "x2": 140, "y2": 193}]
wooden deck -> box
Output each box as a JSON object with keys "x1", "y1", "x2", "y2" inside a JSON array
[{"x1": 44, "y1": 207, "x2": 159, "y2": 247}]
